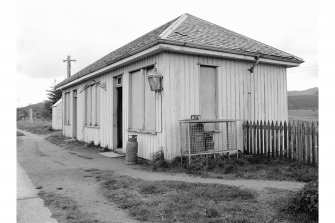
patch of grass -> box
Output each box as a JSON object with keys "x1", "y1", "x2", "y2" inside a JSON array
[
  {"x1": 46, "y1": 132, "x2": 107, "y2": 152},
  {"x1": 17, "y1": 132, "x2": 24, "y2": 136},
  {"x1": 145, "y1": 152, "x2": 318, "y2": 183},
  {"x1": 38, "y1": 191, "x2": 104, "y2": 223},
  {"x1": 98, "y1": 173, "x2": 264, "y2": 223},
  {"x1": 265, "y1": 187, "x2": 318, "y2": 223},
  {"x1": 287, "y1": 179, "x2": 318, "y2": 221},
  {"x1": 17, "y1": 121, "x2": 56, "y2": 135}
]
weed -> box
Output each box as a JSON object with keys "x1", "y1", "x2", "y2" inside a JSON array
[
  {"x1": 17, "y1": 132, "x2": 25, "y2": 136},
  {"x1": 150, "y1": 150, "x2": 169, "y2": 169},
  {"x1": 288, "y1": 179, "x2": 318, "y2": 220}
]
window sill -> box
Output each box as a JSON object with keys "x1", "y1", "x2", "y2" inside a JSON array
[
  {"x1": 128, "y1": 129, "x2": 157, "y2": 135},
  {"x1": 84, "y1": 125, "x2": 100, "y2": 129}
]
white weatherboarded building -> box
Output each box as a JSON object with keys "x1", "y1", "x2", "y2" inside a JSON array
[
  {"x1": 56, "y1": 14, "x2": 303, "y2": 160},
  {"x1": 52, "y1": 99, "x2": 63, "y2": 130}
]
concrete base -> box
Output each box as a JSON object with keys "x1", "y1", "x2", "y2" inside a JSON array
[{"x1": 99, "y1": 152, "x2": 125, "y2": 158}]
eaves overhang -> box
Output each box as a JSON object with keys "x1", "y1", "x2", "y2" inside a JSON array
[{"x1": 56, "y1": 41, "x2": 303, "y2": 90}]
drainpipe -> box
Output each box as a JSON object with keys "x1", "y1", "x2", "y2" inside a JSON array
[{"x1": 248, "y1": 54, "x2": 261, "y2": 73}]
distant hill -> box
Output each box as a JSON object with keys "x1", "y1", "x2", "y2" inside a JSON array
[
  {"x1": 17, "y1": 101, "x2": 51, "y2": 121},
  {"x1": 288, "y1": 87, "x2": 318, "y2": 96},
  {"x1": 288, "y1": 87, "x2": 318, "y2": 110}
]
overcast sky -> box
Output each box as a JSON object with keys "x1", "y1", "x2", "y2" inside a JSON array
[{"x1": 16, "y1": 0, "x2": 318, "y2": 107}]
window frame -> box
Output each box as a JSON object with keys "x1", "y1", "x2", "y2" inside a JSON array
[
  {"x1": 198, "y1": 64, "x2": 219, "y2": 120},
  {"x1": 84, "y1": 80, "x2": 100, "y2": 128},
  {"x1": 128, "y1": 65, "x2": 157, "y2": 134}
]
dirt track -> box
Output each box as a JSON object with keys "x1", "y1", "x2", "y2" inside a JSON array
[{"x1": 17, "y1": 130, "x2": 305, "y2": 222}]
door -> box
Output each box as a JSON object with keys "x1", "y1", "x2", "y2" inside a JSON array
[
  {"x1": 113, "y1": 76, "x2": 123, "y2": 149},
  {"x1": 200, "y1": 66, "x2": 217, "y2": 119},
  {"x1": 116, "y1": 86, "x2": 123, "y2": 148},
  {"x1": 200, "y1": 65, "x2": 217, "y2": 131},
  {"x1": 73, "y1": 90, "x2": 78, "y2": 138}
]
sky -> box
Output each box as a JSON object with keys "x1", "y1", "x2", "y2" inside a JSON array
[{"x1": 16, "y1": 0, "x2": 318, "y2": 107}]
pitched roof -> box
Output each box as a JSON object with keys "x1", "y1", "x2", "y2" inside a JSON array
[{"x1": 56, "y1": 13, "x2": 303, "y2": 88}]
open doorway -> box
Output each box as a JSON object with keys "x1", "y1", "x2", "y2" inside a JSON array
[
  {"x1": 113, "y1": 76, "x2": 123, "y2": 149},
  {"x1": 73, "y1": 90, "x2": 78, "y2": 138}
]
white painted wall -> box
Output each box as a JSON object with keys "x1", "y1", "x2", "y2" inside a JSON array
[
  {"x1": 62, "y1": 51, "x2": 288, "y2": 160},
  {"x1": 160, "y1": 52, "x2": 288, "y2": 159},
  {"x1": 52, "y1": 99, "x2": 63, "y2": 130}
]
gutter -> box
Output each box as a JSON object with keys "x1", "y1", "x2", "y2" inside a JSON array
[{"x1": 157, "y1": 39, "x2": 304, "y2": 64}]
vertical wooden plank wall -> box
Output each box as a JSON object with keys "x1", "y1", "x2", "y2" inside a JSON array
[
  {"x1": 62, "y1": 51, "x2": 288, "y2": 160},
  {"x1": 162, "y1": 52, "x2": 288, "y2": 159},
  {"x1": 62, "y1": 54, "x2": 165, "y2": 160}
]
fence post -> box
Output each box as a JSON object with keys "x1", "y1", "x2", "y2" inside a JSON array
[
  {"x1": 311, "y1": 122, "x2": 316, "y2": 165},
  {"x1": 303, "y1": 122, "x2": 306, "y2": 162},
  {"x1": 288, "y1": 121, "x2": 292, "y2": 160},
  {"x1": 267, "y1": 121, "x2": 271, "y2": 158},
  {"x1": 245, "y1": 121, "x2": 248, "y2": 154},
  {"x1": 275, "y1": 121, "x2": 279, "y2": 158},
  {"x1": 260, "y1": 121, "x2": 263, "y2": 156},
  {"x1": 316, "y1": 122, "x2": 319, "y2": 165},
  {"x1": 299, "y1": 122, "x2": 304, "y2": 161},
  {"x1": 254, "y1": 121, "x2": 258, "y2": 155},
  {"x1": 264, "y1": 121, "x2": 267, "y2": 157},
  {"x1": 226, "y1": 122, "x2": 229, "y2": 151},
  {"x1": 294, "y1": 121, "x2": 298, "y2": 161},
  {"x1": 279, "y1": 121, "x2": 283, "y2": 159},
  {"x1": 249, "y1": 121, "x2": 254, "y2": 155},
  {"x1": 284, "y1": 121, "x2": 288, "y2": 159},
  {"x1": 306, "y1": 122, "x2": 311, "y2": 164},
  {"x1": 256, "y1": 120, "x2": 260, "y2": 155},
  {"x1": 271, "y1": 121, "x2": 275, "y2": 158},
  {"x1": 297, "y1": 121, "x2": 300, "y2": 161},
  {"x1": 247, "y1": 121, "x2": 250, "y2": 154}
]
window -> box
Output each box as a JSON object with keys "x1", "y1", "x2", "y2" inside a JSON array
[
  {"x1": 85, "y1": 82, "x2": 100, "y2": 126},
  {"x1": 64, "y1": 92, "x2": 70, "y2": 124},
  {"x1": 129, "y1": 67, "x2": 156, "y2": 131}
]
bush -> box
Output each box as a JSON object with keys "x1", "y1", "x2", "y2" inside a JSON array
[{"x1": 289, "y1": 179, "x2": 318, "y2": 220}]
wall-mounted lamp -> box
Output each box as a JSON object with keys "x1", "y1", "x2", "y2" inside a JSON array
[{"x1": 147, "y1": 67, "x2": 163, "y2": 92}]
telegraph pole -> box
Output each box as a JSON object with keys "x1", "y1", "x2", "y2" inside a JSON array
[{"x1": 63, "y1": 55, "x2": 76, "y2": 78}]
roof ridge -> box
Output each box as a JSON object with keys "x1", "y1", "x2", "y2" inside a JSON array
[{"x1": 159, "y1": 13, "x2": 189, "y2": 39}]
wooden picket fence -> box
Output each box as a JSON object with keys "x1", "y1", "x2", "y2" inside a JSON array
[{"x1": 243, "y1": 120, "x2": 319, "y2": 165}]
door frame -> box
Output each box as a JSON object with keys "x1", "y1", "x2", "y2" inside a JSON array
[
  {"x1": 198, "y1": 64, "x2": 219, "y2": 119},
  {"x1": 113, "y1": 75, "x2": 123, "y2": 149}
]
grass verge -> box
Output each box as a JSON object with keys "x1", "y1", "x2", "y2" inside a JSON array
[
  {"x1": 91, "y1": 170, "x2": 316, "y2": 223},
  {"x1": 144, "y1": 151, "x2": 318, "y2": 182},
  {"x1": 95, "y1": 171, "x2": 263, "y2": 222},
  {"x1": 46, "y1": 132, "x2": 109, "y2": 152},
  {"x1": 17, "y1": 120, "x2": 55, "y2": 135},
  {"x1": 38, "y1": 191, "x2": 104, "y2": 223},
  {"x1": 285, "y1": 179, "x2": 318, "y2": 221}
]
